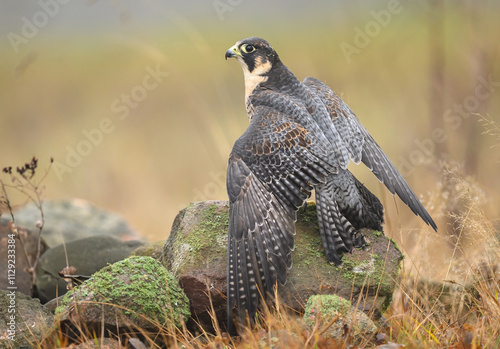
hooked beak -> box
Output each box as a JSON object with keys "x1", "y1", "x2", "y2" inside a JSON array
[{"x1": 225, "y1": 44, "x2": 241, "y2": 60}]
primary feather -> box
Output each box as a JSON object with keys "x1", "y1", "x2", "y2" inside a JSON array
[{"x1": 225, "y1": 37, "x2": 436, "y2": 331}]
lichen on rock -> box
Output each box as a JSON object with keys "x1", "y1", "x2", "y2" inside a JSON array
[
  {"x1": 281, "y1": 204, "x2": 404, "y2": 318},
  {"x1": 163, "y1": 201, "x2": 229, "y2": 275},
  {"x1": 56, "y1": 256, "x2": 190, "y2": 330},
  {"x1": 162, "y1": 201, "x2": 230, "y2": 332},
  {"x1": 304, "y1": 294, "x2": 376, "y2": 341},
  {"x1": 0, "y1": 290, "x2": 54, "y2": 349},
  {"x1": 162, "y1": 201, "x2": 404, "y2": 330}
]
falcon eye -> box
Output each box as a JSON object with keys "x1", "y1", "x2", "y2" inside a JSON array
[{"x1": 242, "y1": 44, "x2": 255, "y2": 53}]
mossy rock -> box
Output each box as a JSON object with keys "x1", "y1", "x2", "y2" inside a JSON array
[
  {"x1": 163, "y1": 201, "x2": 228, "y2": 275},
  {"x1": 304, "y1": 295, "x2": 376, "y2": 341},
  {"x1": 281, "y1": 203, "x2": 404, "y2": 318},
  {"x1": 162, "y1": 201, "x2": 229, "y2": 332},
  {"x1": 162, "y1": 201, "x2": 403, "y2": 331},
  {"x1": 56, "y1": 256, "x2": 190, "y2": 333},
  {"x1": 0, "y1": 290, "x2": 54, "y2": 349},
  {"x1": 131, "y1": 240, "x2": 166, "y2": 260},
  {"x1": 36, "y1": 235, "x2": 143, "y2": 303}
]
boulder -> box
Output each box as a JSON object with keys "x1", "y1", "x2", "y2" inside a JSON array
[
  {"x1": 0, "y1": 218, "x2": 48, "y2": 296},
  {"x1": 56, "y1": 256, "x2": 190, "y2": 335},
  {"x1": 36, "y1": 235, "x2": 143, "y2": 303},
  {"x1": 131, "y1": 240, "x2": 165, "y2": 260},
  {"x1": 12, "y1": 199, "x2": 142, "y2": 248},
  {"x1": 162, "y1": 201, "x2": 229, "y2": 332},
  {"x1": 303, "y1": 294, "x2": 376, "y2": 342},
  {"x1": 0, "y1": 290, "x2": 54, "y2": 349},
  {"x1": 282, "y1": 213, "x2": 403, "y2": 319},
  {"x1": 162, "y1": 201, "x2": 403, "y2": 331}
]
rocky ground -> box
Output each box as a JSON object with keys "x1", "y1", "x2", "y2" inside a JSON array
[{"x1": 0, "y1": 198, "x2": 419, "y2": 348}]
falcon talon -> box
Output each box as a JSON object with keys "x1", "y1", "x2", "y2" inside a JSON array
[{"x1": 224, "y1": 37, "x2": 437, "y2": 332}]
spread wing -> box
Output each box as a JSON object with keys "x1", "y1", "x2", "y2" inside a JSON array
[
  {"x1": 303, "y1": 77, "x2": 437, "y2": 231},
  {"x1": 226, "y1": 105, "x2": 335, "y2": 328}
]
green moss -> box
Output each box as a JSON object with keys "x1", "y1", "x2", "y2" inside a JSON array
[
  {"x1": 340, "y1": 257, "x2": 358, "y2": 280},
  {"x1": 298, "y1": 202, "x2": 319, "y2": 227},
  {"x1": 56, "y1": 256, "x2": 190, "y2": 328},
  {"x1": 55, "y1": 298, "x2": 70, "y2": 315},
  {"x1": 336, "y1": 252, "x2": 394, "y2": 300},
  {"x1": 293, "y1": 224, "x2": 329, "y2": 269},
  {"x1": 304, "y1": 295, "x2": 351, "y2": 327},
  {"x1": 172, "y1": 203, "x2": 229, "y2": 271},
  {"x1": 131, "y1": 240, "x2": 165, "y2": 259},
  {"x1": 372, "y1": 231, "x2": 384, "y2": 237},
  {"x1": 304, "y1": 295, "x2": 376, "y2": 341},
  {"x1": 389, "y1": 237, "x2": 404, "y2": 257}
]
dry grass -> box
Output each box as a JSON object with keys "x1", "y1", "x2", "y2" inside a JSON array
[
  {"x1": 2, "y1": 3, "x2": 499, "y2": 347},
  {"x1": 384, "y1": 153, "x2": 500, "y2": 348},
  {"x1": 2, "y1": 123, "x2": 498, "y2": 349},
  {"x1": 32, "y1": 158, "x2": 499, "y2": 348}
]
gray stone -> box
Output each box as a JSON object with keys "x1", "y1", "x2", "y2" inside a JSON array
[
  {"x1": 0, "y1": 290, "x2": 54, "y2": 349},
  {"x1": 131, "y1": 240, "x2": 165, "y2": 260},
  {"x1": 162, "y1": 201, "x2": 229, "y2": 332},
  {"x1": 162, "y1": 201, "x2": 403, "y2": 330},
  {"x1": 56, "y1": 256, "x2": 190, "y2": 334},
  {"x1": 303, "y1": 294, "x2": 376, "y2": 342},
  {"x1": 0, "y1": 218, "x2": 48, "y2": 296},
  {"x1": 12, "y1": 199, "x2": 142, "y2": 248},
  {"x1": 36, "y1": 235, "x2": 143, "y2": 303},
  {"x1": 43, "y1": 295, "x2": 64, "y2": 314}
]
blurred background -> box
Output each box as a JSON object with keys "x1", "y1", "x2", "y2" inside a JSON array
[{"x1": 1, "y1": 0, "x2": 499, "y2": 278}]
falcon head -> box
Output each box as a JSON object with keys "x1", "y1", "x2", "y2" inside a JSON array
[
  {"x1": 226, "y1": 37, "x2": 285, "y2": 101},
  {"x1": 225, "y1": 37, "x2": 280, "y2": 76}
]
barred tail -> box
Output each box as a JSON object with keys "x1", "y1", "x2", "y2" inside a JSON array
[
  {"x1": 343, "y1": 172, "x2": 384, "y2": 231},
  {"x1": 315, "y1": 181, "x2": 357, "y2": 265}
]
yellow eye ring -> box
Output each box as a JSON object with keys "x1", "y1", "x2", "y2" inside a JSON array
[{"x1": 241, "y1": 44, "x2": 255, "y2": 53}]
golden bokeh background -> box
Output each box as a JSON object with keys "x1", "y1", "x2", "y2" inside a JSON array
[{"x1": 1, "y1": 1, "x2": 499, "y2": 278}]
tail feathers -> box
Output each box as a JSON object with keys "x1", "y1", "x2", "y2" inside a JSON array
[
  {"x1": 315, "y1": 183, "x2": 357, "y2": 265},
  {"x1": 326, "y1": 170, "x2": 384, "y2": 232},
  {"x1": 349, "y1": 175, "x2": 384, "y2": 231}
]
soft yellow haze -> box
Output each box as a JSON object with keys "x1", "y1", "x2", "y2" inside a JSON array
[{"x1": 1, "y1": 1, "x2": 499, "y2": 279}]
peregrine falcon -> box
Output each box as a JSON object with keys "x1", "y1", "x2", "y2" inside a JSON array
[{"x1": 224, "y1": 37, "x2": 436, "y2": 329}]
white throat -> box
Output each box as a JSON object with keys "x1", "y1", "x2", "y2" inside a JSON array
[{"x1": 238, "y1": 56, "x2": 271, "y2": 102}]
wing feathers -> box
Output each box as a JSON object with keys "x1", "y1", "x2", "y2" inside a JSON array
[
  {"x1": 227, "y1": 73, "x2": 437, "y2": 332},
  {"x1": 227, "y1": 157, "x2": 298, "y2": 326},
  {"x1": 226, "y1": 102, "x2": 338, "y2": 327},
  {"x1": 303, "y1": 76, "x2": 437, "y2": 231}
]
